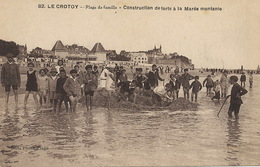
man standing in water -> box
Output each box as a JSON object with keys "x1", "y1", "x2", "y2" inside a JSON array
[
  {"x1": 181, "y1": 68, "x2": 194, "y2": 100},
  {"x1": 1, "y1": 53, "x2": 21, "y2": 108},
  {"x1": 227, "y1": 76, "x2": 247, "y2": 119}
]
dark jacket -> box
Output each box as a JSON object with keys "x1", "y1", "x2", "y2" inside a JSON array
[
  {"x1": 240, "y1": 74, "x2": 246, "y2": 82},
  {"x1": 190, "y1": 80, "x2": 202, "y2": 93},
  {"x1": 181, "y1": 73, "x2": 194, "y2": 88},
  {"x1": 1, "y1": 62, "x2": 21, "y2": 86},
  {"x1": 148, "y1": 70, "x2": 163, "y2": 87},
  {"x1": 230, "y1": 83, "x2": 247, "y2": 104},
  {"x1": 63, "y1": 77, "x2": 81, "y2": 96},
  {"x1": 203, "y1": 77, "x2": 214, "y2": 87},
  {"x1": 56, "y1": 76, "x2": 68, "y2": 94},
  {"x1": 169, "y1": 80, "x2": 180, "y2": 91}
]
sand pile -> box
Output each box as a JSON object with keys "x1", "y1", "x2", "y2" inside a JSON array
[{"x1": 80, "y1": 92, "x2": 198, "y2": 112}]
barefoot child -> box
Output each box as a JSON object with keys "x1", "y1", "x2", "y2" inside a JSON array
[
  {"x1": 47, "y1": 67, "x2": 59, "y2": 111},
  {"x1": 24, "y1": 62, "x2": 38, "y2": 108},
  {"x1": 203, "y1": 75, "x2": 214, "y2": 96},
  {"x1": 189, "y1": 76, "x2": 202, "y2": 102},
  {"x1": 83, "y1": 65, "x2": 98, "y2": 111},
  {"x1": 227, "y1": 76, "x2": 248, "y2": 119},
  {"x1": 63, "y1": 69, "x2": 82, "y2": 112},
  {"x1": 37, "y1": 69, "x2": 48, "y2": 106},
  {"x1": 133, "y1": 68, "x2": 148, "y2": 102},
  {"x1": 56, "y1": 69, "x2": 70, "y2": 112},
  {"x1": 168, "y1": 74, "x2": 180, "y2": 100}
]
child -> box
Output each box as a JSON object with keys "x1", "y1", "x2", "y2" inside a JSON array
[
  {"x1": 1, "y1": 53, "x2": 21, "y2": 108},
  {"x1": 240, "y1": 72, "x2": 246, "y2": 88},
  {"x1": 117, "y1": 69, "x2": 128, "y2": 99},
  {"x1": 174, "y1": 70, "x2": 181, "y2": 98},
  {"x1": 92, "y1": 65, "x2": 99, "y2": 78},
  {"x1": 83, "y1": 65, "x2": 98, "y2": 111},
  {"x1": 133, "y1": 68, "x2": 148, "y2": 94},
  {"x1": 56, "y1": 69, "x2": 70, "y2": 112},
  {"x1": 168, "y1": 74, "x2": 180, "y2": 100},
  {"x1": 37, "y1": 69, "x2": 48, "y2": 106},
  {"x1": 143, "y1": 67, "x2": 151, "y2": 91},
  {"x1": 47, "y1": 67, "x2": 59, "y2": 111},
  {"x1": 117, "y1": 81, "x2": 132, "y2": 102},
  {"x1": 24, "y1": 62, "x2": 38, "y2": 109},
  {"x1": 189, "y1": 76, "x2": 202, "y2": 102},
  {"x1": 152, "y1": 83, "x2": 173, "y2": 106},
  {"x1": 211, "y1": 80, "x2": 221, "y2": 101},
  {"x1": 148, "y1": 64, "x2": 164, "y2": 89},
  {"x1": 181, "y1": 68, "x2": 195, "y2": 100},
  {"x1": 63, "y1": 69, "x2": 82, "y2": 112},
  {"x1": 119, "y1": 69, "x2": 128, "y2": 83},
  {"x1": 134, "y1": 68, "x2": 148, "y2": 102},
  {"x1": 203, "y1": 75, "x2": 214, "y2": 96},
  {"x1": 227, "y1": 75, "x2": 248, "y2": 119},
  {"x1": 249, "y1": 72, "x2": 253, "y2": 88},
  {"x1": 74, "y1": 64, "x2": 84, "y2": 84},
  {"x1": 55, "y1": 60, "x2": 64, "y2": 75},
  {"x1": 220, "y1": 70, "x2": 229, "y2": 98}
]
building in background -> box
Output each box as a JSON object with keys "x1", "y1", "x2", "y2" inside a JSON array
[
  {"x1": 87, "y1": 43, "x2": 107, "y2": 63},
  {"x1": 52, "y1": 40, "x2": 68, "y2": 59},
  {"x1": 129, "y1": 52, "x2": 148, "y2": 64}
]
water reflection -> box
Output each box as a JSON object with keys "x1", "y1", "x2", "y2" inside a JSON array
[
  {"x1": 1, "y1": 75, "x2": 260, "y2": 166},
  {"x1": 226, "y1": 119, "x2": 241, "y2": 166}
]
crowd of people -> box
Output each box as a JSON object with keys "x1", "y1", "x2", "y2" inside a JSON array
[{"x1": 1, "y1": 53, "x2": 252, "y2": 119}]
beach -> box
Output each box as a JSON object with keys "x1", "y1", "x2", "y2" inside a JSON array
[{"x1": 1, "y1": 71, "x2": 260, "y2": 166}]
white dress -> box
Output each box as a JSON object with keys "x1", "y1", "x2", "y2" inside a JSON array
[
  {"x1": 99, "y1": 68, "x2": 115, "y2": 91},
  {"x1": 99, "y1": 68, "x2": 108, "y2": 88}
]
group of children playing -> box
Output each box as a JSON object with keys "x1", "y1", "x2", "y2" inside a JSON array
[
  {"x1": 19, "y1": 60, "x2": 100, "y2": 112},
  {"x1": 1, "y1": 54, "x2": 249, "y2": 119}
]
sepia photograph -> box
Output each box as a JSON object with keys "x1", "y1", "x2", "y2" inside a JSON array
[{"x1": 0, "y1": 0, "x2": 260, "y2": 166}]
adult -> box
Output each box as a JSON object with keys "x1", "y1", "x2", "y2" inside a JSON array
[
  {"x1": 220, "y1": 70, "x2": 230, "y2": 98},
  {"x1": 1, "y1": 53, "x2": 21, "y2": 108},
  {"x1": 181, "y1": 68, "x2": 194, "y2": 100},
  {"x1": 99, "y1": 64, "x2": 115, "y2": 109}
]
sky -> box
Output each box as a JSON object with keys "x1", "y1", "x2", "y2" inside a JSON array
[{"x1": 0, "y1": 0, "x2": 260, "y2": 69}]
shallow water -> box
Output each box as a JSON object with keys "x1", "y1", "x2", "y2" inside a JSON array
[{"x1": 1, "y1": 75, "x2": 260, "y2": 166}]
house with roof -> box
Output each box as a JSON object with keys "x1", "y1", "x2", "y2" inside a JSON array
[
  {"x1": 52, "y1": 40, "x2": 69, "y2": 59},
  {"x1": 87, "y1": 43, "x2": 107, "y2": 63}
]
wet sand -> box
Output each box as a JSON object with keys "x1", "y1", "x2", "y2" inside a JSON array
[{"x1": 1, "y1": 73, "x2": 260, "y2": 166}]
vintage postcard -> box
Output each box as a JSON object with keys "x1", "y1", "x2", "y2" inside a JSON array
[{"x1": 0, "y1": 0, "x2": 260, "y2": 166}]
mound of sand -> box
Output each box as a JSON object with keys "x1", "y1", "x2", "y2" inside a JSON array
[{"x1": 80, "y1": 92, "x2": 198, "y2": 112}]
